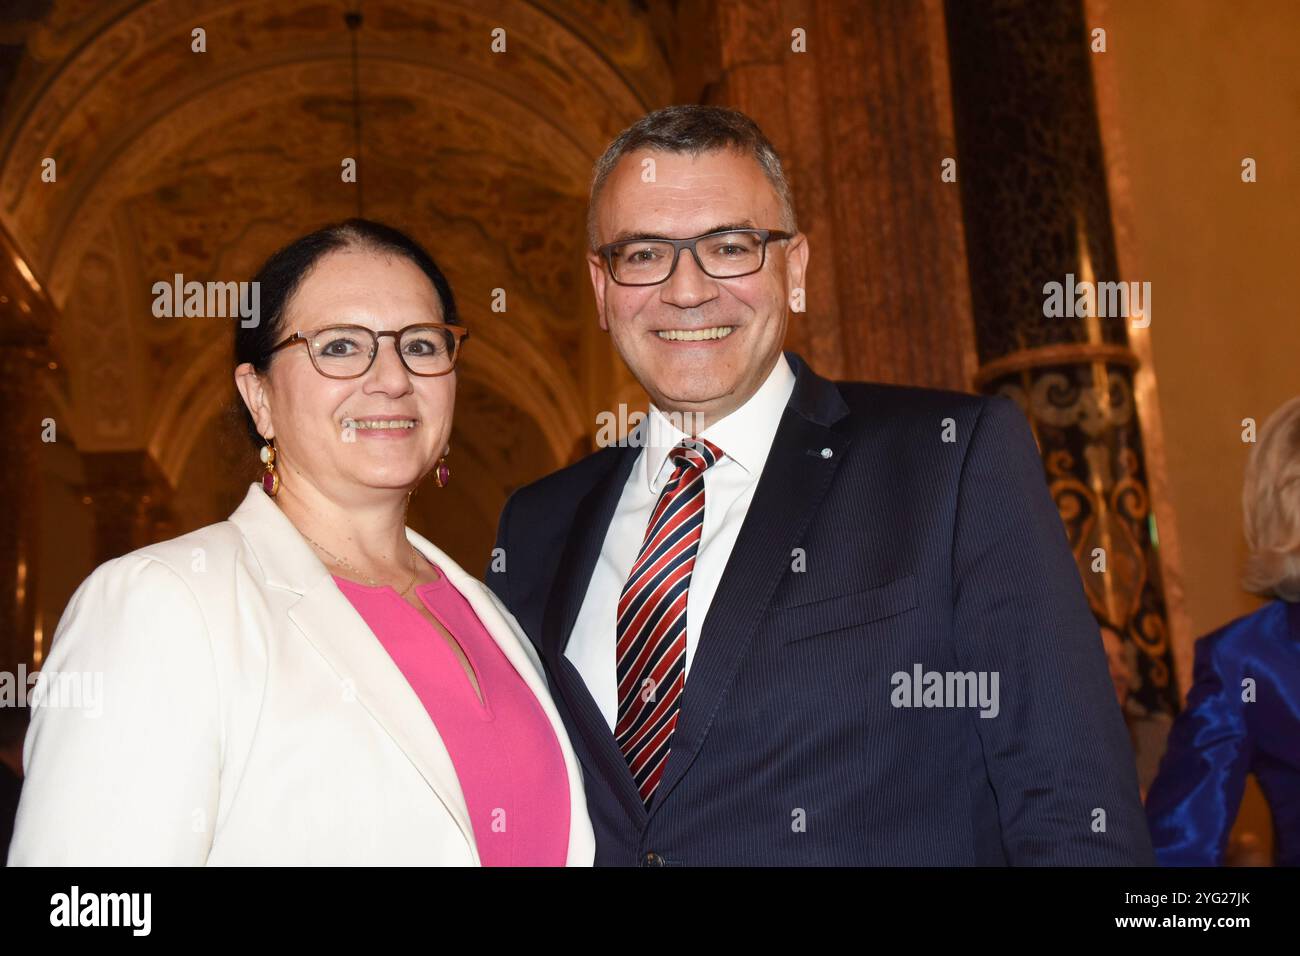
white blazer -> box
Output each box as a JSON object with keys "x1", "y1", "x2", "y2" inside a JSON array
[{"x1": 8, "y1": 483, "x2": 595, "y2": 866}]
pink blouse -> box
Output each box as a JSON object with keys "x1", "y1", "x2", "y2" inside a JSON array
[{"x1": 333, "y1": 563, "x2": 570, "y2": 866}]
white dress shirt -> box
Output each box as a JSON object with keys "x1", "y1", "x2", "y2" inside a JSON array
[{"x1": 566, "y1": 354, "x2": 797, "y2": 730}]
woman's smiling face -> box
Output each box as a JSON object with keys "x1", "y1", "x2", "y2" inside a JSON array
[{"x1": 238, "y1": 248, "x2": 455, "y2": 504}]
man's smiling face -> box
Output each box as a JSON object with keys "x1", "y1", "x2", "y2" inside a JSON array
[{"x1": 587, "y1": 147, "x2": 808, "y2": 431}]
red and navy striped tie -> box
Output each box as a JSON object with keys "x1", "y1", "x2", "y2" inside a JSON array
[{"x1": 615, "y1": 437, "x2": 724, "y2": 806}]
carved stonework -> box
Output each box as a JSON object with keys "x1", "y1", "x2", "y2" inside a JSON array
[
  {"x1": 994, "y1": 361, "x2": 1179, "y2": 717},
  {"x1": 0, "y1": 0, "x2": 672, "y2": 564},
  {"x1": 0, "y1": 223, "x2": 56, "y2": 672},
  {"x1": 948, "y1": 0, "x2": 1182, "y2": 738},
  {"x1": 77, "y1": 451, "x2": 176, "y2": 565}
]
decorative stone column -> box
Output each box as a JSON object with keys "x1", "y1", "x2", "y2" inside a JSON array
[
  {"x1": 0, "y1": 225, "x2": 56, "y2": 674},
  {"x1": 944, "y1": 0, "x2": 1180, "y2": 739},
  {"x1": 674, "y1": 0, "x2": 977, "y2": 390},
  {"x1": 77, "y1": 451, "x2": 176, "y2": 567}
]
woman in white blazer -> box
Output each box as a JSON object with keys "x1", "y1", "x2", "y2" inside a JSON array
[{"x1": 8, "y1": 219, "x2": 594, "y2": 866}]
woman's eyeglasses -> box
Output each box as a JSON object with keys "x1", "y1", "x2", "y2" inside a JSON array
[{"x1": 270, "y1": 323, "x2": 469, "y2": 379}]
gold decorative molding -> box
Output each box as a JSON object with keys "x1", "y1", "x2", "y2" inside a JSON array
[{"x1": 974, "y1": 342, "x2": 1138, "y2": 390}]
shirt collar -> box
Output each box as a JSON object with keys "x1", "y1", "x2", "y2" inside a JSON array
[{"x1": 641, "y1": 353, "x2": 797, "y2": 494}]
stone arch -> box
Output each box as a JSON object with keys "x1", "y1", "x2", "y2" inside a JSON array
[{"x1": 0, "y1": 0, "x2": 674, "y2": 557}]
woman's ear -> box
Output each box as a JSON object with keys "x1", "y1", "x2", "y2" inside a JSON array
[{"x1": 234, "y1": 363, "x2": 275, "y2": 439}]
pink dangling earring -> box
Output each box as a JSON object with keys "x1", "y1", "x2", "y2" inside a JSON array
[
  {"x1": 259, "y1": 437, "x2": 280, "y2": 497},
  {"x1": 433, "y1": 451, "x2": 450, "y2": 488}
]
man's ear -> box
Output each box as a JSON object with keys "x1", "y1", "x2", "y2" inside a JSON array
[
  {"x1": 784, "y1": 232, "x2": 810, "y2": 309},
  {"x1": 234, "y1": 363, "x2": 275, "y2": 440},
  {"x1": 587, "y1": 252, "x2": 610, "y2": 332}
]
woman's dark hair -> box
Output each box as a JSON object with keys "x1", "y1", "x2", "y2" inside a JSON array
[{"x1": 233, "y1": 218, "x2": 459, "y2": 447}]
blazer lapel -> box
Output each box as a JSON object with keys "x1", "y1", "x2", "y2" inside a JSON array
[
  {"x1": 541, "y1": 443, "x2": 651, "y2": 824},
  {"x1": 229, "y1": 485, "x2": 479, "y2": 863},
  {"x1": 404, "y1": 529, "x2": 597, "y2": 867},
  {"x1": 286, "y1": 582, "x2": 480, "y2": 861},
  {"x1": 651, "y1": 352, "x2": 852, "y2": 812}
]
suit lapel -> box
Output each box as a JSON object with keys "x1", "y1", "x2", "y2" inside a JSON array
[
  {"x1": 543, "y1": 445, "x2": 639, "y2": 662},
  {"x1": 541, "y1": 443, "x2": 650, "y2": 823},
  {"x1": 542, "y1": 353, "x2": 853, "y2": 823},
  {"x1": 650, "y1": 352, "x2": 851, "y2": 811}
]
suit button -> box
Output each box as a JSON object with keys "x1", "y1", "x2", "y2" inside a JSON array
[{"x1": 642, "y1": 851, "x2": 665, "y2": 866}]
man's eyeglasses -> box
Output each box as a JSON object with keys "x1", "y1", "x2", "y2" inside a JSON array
[
  {"x1": 597, "y1": 228, "x2": 794, "y2": 286},
  {"x1": 270, "y1": 323, "x2": 469, "y2": 379}
]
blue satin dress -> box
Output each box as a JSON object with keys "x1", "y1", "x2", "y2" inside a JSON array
[{"x1": 1146, "y1": 599, "x2": 1300, "y2": 865}]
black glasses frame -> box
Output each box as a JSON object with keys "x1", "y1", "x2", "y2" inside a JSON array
[
  {"x1": 597, "y1": 227, "x2": 795, "y2": 286},
  {"x1": 270, "y1": 322, "x2": 470, "y2": 379}
]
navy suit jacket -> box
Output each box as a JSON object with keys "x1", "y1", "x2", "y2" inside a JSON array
[{"x1": 487, "y1": 351, "x2": 1154, "y2": 865}]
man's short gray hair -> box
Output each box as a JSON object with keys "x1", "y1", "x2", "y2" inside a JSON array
[{"x1": 587, "y1": 105, "x2": 797, "y2": 250}]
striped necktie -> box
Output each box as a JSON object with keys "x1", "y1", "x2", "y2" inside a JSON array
[{"x1": 615, "y1": 437, "x2": 725, "y2": 806}]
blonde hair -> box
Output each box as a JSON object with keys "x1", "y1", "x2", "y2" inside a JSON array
[{"x1": 1242, "y1": 395, "x2": 1300, "y2": 601}]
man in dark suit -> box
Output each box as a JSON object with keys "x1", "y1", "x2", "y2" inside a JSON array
[{"x1": 487, "y1": 105, "x2": 1153, "y2": 865}]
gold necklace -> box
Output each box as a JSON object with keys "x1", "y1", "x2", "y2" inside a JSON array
[{"x1": 304, "y1": 533, "x2": 420, "y2": 596}]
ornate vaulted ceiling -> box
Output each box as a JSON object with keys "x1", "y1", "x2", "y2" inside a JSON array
[{"x1": 0, "y1": 0, "x2": 673, "y2": 566}]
